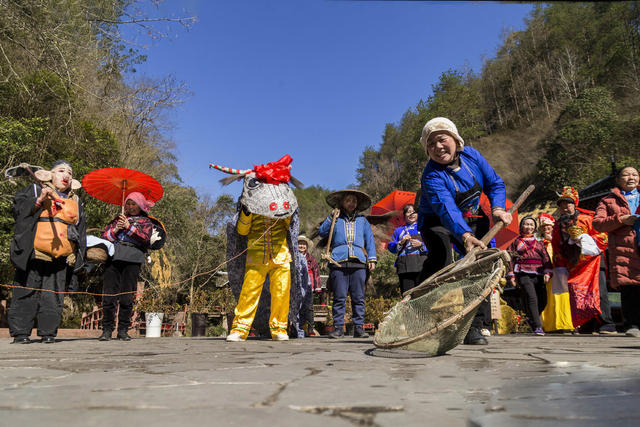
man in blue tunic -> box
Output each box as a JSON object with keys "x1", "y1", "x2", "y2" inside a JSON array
[{"x1": 417, "y1": 117, "x2": 512, "y2": 345}]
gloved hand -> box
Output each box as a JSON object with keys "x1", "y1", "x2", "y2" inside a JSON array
[{"x1": 568, "y1": 225, "x2": 584, "y2": 240}]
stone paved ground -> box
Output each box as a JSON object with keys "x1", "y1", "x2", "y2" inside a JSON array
[{"x1": 1, "y1": 334, "x2": 640, "y2": 427}]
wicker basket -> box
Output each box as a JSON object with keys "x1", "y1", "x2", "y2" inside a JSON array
[{"x1": 86, "y1": 247, "x2": 108, "y2": 263}]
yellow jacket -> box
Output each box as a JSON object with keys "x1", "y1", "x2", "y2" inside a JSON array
[{"x1": 237, "y1": 211, "x2": 291, "y2": 265}]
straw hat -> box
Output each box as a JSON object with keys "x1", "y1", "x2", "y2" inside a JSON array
[
  {"x1": 298, "y1": 235, "x2": 314, "y2": 250},
  {"x1": 326, "y1": 189, "x2": 372, "y2": 213}
]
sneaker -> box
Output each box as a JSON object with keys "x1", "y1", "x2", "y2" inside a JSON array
[
  {"x1": 328, "y1": 328, "x2": 344, "y2": 339},
  {"x1": 625, "y1": 327, "x2": 640, "y2": 337},
  {"x1": 463, "y1": 327, "x2": 488, "y2": 345},
  {"x1": 41, "y1": 336, "x2": 55, "y2": 344},
  {"x1": 272, "y1": 333, "x2": 289, "y2": 341},
  {"x1": 226, "y1": 332, "x2": 246, "y2": 342},
  {"x1": 353, "y1": 326, "x2": 369, "y2": 338},
  {"x1": 480, "y1": 328, "x2": 491, "y2": 337},
  {"x1": 98, "y1": 330, "x2": 112, "y2": 341},
  {"x1": 534, "y1": 328, "x2": 545, "y2": 336},
  {"x1": 11, "y1": 336, "x2": 31, "y2": 344}
]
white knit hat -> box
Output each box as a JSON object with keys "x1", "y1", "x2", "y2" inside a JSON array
[{"x1": 419, "y1": 117, "x2": 465, "y2": 155}]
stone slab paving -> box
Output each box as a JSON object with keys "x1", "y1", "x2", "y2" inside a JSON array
[{"x1": 1, "y1": 334, "x2": 640, "y2": 426}]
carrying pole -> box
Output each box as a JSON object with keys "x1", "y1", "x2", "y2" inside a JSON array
[{"x1": 321, "y1": 208, "x2": 341, "y2": 267}]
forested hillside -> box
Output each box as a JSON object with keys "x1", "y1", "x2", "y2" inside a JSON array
[
  {"x1": 357, "y1": 3, "x2": 640, "y2": 207},
  {"x1": 0, "y1": 1, "x2": 235, "y2": 304}
]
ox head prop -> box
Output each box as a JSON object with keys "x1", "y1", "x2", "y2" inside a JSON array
[{"x1": 210, "y1": 154, "x2": 303, "y2": 219}]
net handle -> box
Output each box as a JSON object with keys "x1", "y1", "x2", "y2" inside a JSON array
[
  {"x1": 451, "y1": 184, "x2": 535, "y2": 274},
  {"x1": 480, "y1": 184, "x2": 535, "y2": 246}
]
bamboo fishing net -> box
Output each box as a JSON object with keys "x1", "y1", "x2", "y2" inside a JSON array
[{"x1": 373, "y1": 249, "x2": 510, "y2": 356}]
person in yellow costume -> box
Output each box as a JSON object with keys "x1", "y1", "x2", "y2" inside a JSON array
[
  {"x1": 538, "y1": 213, "x2": 574, "y2": 332},
  {"x1": 209, "y1": 155, "x2": 303, "y2": 342},
  {"x1": 228, "y1": 208, "x2": 292, "y2": 341}
]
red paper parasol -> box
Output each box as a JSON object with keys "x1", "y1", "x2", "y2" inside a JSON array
[
  {"x1": 370, "y1": 190, "x2": 417, "y2": 216},
  {"x1": 367, "y1": 190, "x2": 417, "y2": 250},
  {"x1": 82, "y1": 168, "x2": 163, "y2": 211}
]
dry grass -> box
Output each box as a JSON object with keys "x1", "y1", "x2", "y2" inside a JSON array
[{"x1": 472, "y1": 115, "x2": 558, "y2": 199}]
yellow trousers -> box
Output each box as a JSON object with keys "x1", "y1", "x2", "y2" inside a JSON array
[
  {"x1": 541, "y1": 279, "x2": 574, "y2": 332},
  {"x1": 230, "y1": 260, "x2": 291, "y2": 339}
]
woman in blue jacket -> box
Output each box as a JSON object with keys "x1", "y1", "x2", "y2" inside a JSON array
[
  {"x1": 318, "y1": 189, "x2": 376, "y2": 339},
  {"x1": 388, "y1": 204, "x2": 428, "y2": 294},
  {"x1": 418, "y1": 117, "x2": 512, "y2": 345}
]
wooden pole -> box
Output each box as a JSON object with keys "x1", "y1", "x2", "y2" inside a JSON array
[{"x1": 121, "y1": 179, "x2": 127, "y2": 215}]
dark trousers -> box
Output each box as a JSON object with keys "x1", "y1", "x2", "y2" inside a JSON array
[
  {"x1": 296, "y1": 279, "x2": 314, "y2": 337},
  {"x1": 398, "y1": 272, "x2": 421, "y2": 294},
  {"x1": 620, "y1": 286, "x2": 640, "y2": 329},
  {"x1": 330, "y1": 267, "x2": 366, "y2": 327},
  {"x1": 419, "y1": 214, "x2": 492, "y2": 330},
  {"x1": 102, "y1": 260, "x2": 141, "y2": 332},
  {"x1": 516, "y1": 273, "x2": 547, "y2": 330},
  {"x1": 8, "y1": 259, "x2": 67, "y2": 337}
]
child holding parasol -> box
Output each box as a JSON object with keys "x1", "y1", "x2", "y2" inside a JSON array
[{"x1": 81, "y1": 167, "x2": 165, "y2": 341}]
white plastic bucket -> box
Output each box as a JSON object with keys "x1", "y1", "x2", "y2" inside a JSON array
[{"x1": 145, "y1": 312, "x2": 164, "y2": 338}]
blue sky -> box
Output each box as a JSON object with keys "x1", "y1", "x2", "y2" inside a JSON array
[{"x1": 124, "y1": 0, "x2": 534, "y2": 202}]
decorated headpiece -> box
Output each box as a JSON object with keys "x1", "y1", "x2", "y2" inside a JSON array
[
  {"x1": 209, "y1": 155, "x2": 302, "y2": 219},
  {"x1": 209, "y1": 154, "x2": 303, "y2": 188},
  {"x1": 556, "y1": 186, "x2": 579, "y2": 206},
  {"x1": 538, "y1": 212, "x2": 555, "y2": 227}
]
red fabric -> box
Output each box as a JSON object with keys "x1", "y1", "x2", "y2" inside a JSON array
[
  {"x1": 253, "y1": 155, "x2": 292, "y2": 184},
  {"x1": 552, "y1": 212, "x2": 608, "y2": 327},
  {"x1": 593, "y1": 186, "x2": 640, "y2": 288},
  {"x1": 567, "y1": 255, "x2": 601, "y2": 328},
  {"x1": 479, "y1": 193, "x2": 519, "y2": 250},
  {"x1": 305, "y1": 252, "x2": 322, "y2": 293}
]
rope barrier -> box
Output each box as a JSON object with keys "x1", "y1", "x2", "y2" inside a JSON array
[{"x1": 0, "y1": 217, "x2": 283, "y2": 298}]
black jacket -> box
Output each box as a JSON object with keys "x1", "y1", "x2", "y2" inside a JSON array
[{"x1": 10, "y1": 184, "x2": 86, "y2": 272}]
